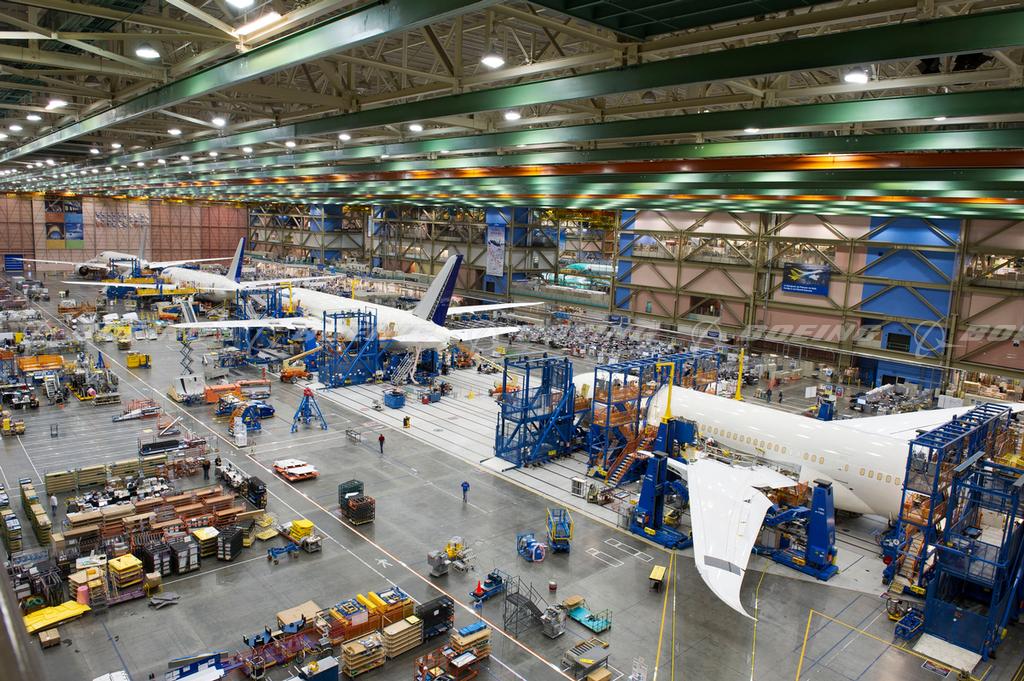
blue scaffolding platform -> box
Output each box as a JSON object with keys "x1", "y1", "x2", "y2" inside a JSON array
[
  {"x1": 588, "y1": 349, "x2": 718, "y2": 485},
  {"x1": 493, "y1": 355, "x2": 587, "y2": 467},
  {"x1": 883, "y1": 402, "x2": 1024, "y2": 659},
  {"x1": 318, "y1": 310, "x2": 387, "y2": 388},
  {"x1": 232, "y1": 287, "x2": 289, "y2": 360}
]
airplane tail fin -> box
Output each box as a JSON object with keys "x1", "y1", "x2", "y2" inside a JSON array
[
  {"x1": 229, "y1": 237, "x2": 245, "y2": 283},
  {"x1": 412, "y1": 254, "x2": 462, "y2": 325}
]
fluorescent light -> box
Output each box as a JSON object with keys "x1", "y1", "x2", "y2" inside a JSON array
[
  {"x1": 242, "y1": 146, "x2": 253, "y2": 153},
  {"x1": 104, "y1": 166, "x2": 111, "y2": 171},
  {"x1": 180, "y1": 155, "x2": 190, "y2": 161},
  {"x1": 45, "y1": 159, "x2": 55, "y2": 166},
  {"x1": 284, "y1": 140, "x2": 296, "y2": 148},
  {"x1": 110, "y1": 142, "x2": 122, "y2": 149},
  {"x1": 338, "y1": 133, "x2": 351, "y2": 141},
  {"x1": 504, "y1": 110, "x2": 521, "y2": 121},
  {"x1": 45, "y1": 98, "x2": 67, "y2": 110},
  {"x1": 480, "y1": 52, "x2": 504, "y2": 69},
  {"x1": 8, "y1": 124, "x2": 21, "y2": 132},
  {"x1": 135, "y1": 43, "x2": 160, "y2": 60},
  {"x1": 235, "y1": 11, "x2": 281, "y2": 36},
  {"x1": 440, "y1": 149, "x2": 450, "y2": 154},
  {"x1": 91, "y1": 168, "x2": 98, "y2": 173},
  {"x1": 743, "y1": 127, "x2": 760, "y2": 133},
  {"x1": 408, "y1": 123, "x2": 424, "y2": 133},
  {"x1": 211, "y1": 116, "x2": 226, "y2": 127},
  {"x1": 0, "y1": 133, "x2": 7, "y2": 140},
  {"x1": 844, "y1": 69, "x2": 869, "y2": 84},
  {"x1": 136, "y1": 161, "x2": 145, "y2": 167},
  {"x1": 89, "y1": 148, "x2": 99, "y2": 154},
  {"x1": 226, "y1": 0, "x2": 255, "y2": 6},
  {"x1": 26, "y1": 114, "x2": 41, "y2": 122},
  {"x1": 208, "y1": 151, "x2": 218, "y2": 158},
  {"x1": 168, "y1": 128, "x2": 182, "y2": 136},
  {"x1": 157, "y1": 159, "x2": 166, "y2": 164},
  {"x1": 933, "y1": 116, "x2": 947, "y2": 121}
]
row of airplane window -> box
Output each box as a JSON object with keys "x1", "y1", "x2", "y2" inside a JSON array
[
  {"x1": 704, "y1": 423, "x2": 902, "y2": 486},
  {"x1": 707, "y1": 425, "x2": 787, "y2": 454}
]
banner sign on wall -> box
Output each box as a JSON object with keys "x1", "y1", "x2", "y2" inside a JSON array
[
  {"x1": 781, "y1": 262, "x2": 830, "y2": 296},
  {"x1": 44, "y1": 196, "x2": 84, "y2": 250},
  {"x1": 486, "y1": 224, "x2": 505, "y2": 277}
]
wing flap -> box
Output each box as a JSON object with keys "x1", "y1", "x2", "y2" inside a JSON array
[{"x1": 687, "y1": 457, "x2": 797, "y2": 619}]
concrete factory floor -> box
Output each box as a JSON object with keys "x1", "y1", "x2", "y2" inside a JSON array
[{"x1": 0, "y1": 291, "x2": 1020, "y2": 681}]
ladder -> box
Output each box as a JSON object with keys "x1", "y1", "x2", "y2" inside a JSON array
[
  {"x1": 390, "y1": 353, "x2": 416, "y2": 386},
  {"x1": 43, "y1": 374, "x2": 58, "y2": 402}
]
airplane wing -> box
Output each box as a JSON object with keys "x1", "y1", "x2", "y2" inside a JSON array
[
  {"x1": 22, "y1": 258, "x2": 90, "y2": 267},
  {"x1": 445, "y1": 302, "x2": 542, "y2": 316},
  {"x1": 172, "y1": 317, "x2": 322, "y2": 331},
  {"x1": 447, "y1": 326, "x2": 520, "y2": 342},
  {"x1": 144, "y1": 257, "x2": 233, "y2": 268},
  {"x1": 831, "y1": 403, "x2": 1024, "y2": 440},
  {"x1": 681, "y1": 457, "x2": 798, "y2": 619},
  {"x1": 61, "y1": 280, "x2": 237, "y2": 292}
]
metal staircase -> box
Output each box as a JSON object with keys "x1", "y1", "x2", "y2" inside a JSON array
[
  {"x1": 606, "y1": 425, "x2": 659, "y2": 486},
  {"x1": 503, "y1": 576, "x2": 547, "y2": 638},
  {"x1": 390, "y1": 352, "x2": 416, "y2": 386}
]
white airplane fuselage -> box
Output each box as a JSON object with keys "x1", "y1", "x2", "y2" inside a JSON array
[
  {"x1": 646, "y1": 387, "x2": 905, "y2": 516},
  {"x1": 287, "y1": 287, "x2": 452, "y2": 351}
]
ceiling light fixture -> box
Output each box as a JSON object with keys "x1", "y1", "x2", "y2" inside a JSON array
[
  {"x1": 242, "y1": 146, "x2": 253, "y2": 153},
  {"x1": 8, "y1": 124, "x2": 21, "y2": 132},
  {"x1": 110, "y1": 142, "x2": 122, "y2": 149},
  {"x1": 45, "y1": 98, "x2": 67, "y2": 110},
  {"x1": 284, "y1": 140, "x2": 296, "y2": 148},
  {"x1": 503, "y1": 110, "x2": 521, "y2": 121},
  {"x1": 208, "y1": 151, "x2": 218, "y2": 158},
  {"x1": 408, "y1": 123, "x2": 424, "y2": 132},
  {"x1": 743, "y1": 127, "x2": 760, "y2": 133},
  {"x1": 135, "y1": 43, "x2": 160, "y2": 60},
  {"x1": 89, "y1": 148, "x2": 99, "y2": 154},
  {"x1": 136, "y1": 161, "x2": 145, "y2": 167},
  {"x1": 211, "y1": 116, "x2": 226, "y2": 127},
  {"x1": 180, "y1": 155, "x2": 190, "y2": 161},
  {"x1": 45, "y1": 159, "x2": 55, "y2": 166},
  {"x1": 168, "y1": 128, "x2": 182, "y2": 136},
  {"x1": 235, "y1": 11, "x2": 282, "y2": 36},
  {"x1": 157, "y1": 159, "x2": 166, "y2": 164},
  {"x1": 226, "y1": 0, "x2": 255, "y2": 7},
  {"x1": 26, "y1": 114, "x2": 41, "y2": 122},
  {"x1": 933, "y1": 116, "x2": 947, "y2": 121},
  {"x1": 338, "y1": 133, "x2": 351, "y2": 141},
  {"x1": 843, "y1": 69, "x2": 869, "y2": 84}
]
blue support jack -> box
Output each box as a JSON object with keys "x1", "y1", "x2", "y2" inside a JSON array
[
  {"x1": 291, "y1": 387, "x2": 328, "y2": 433},
  {"x1": 630, "y1": 453, "x2": 692, "y2": 550},
  {"x1": 755, "y1": 480, "x2": 838, "y2": 581}
]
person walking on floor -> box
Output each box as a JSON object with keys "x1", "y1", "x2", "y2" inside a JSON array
[
  {"x1": 778, "y1": 391, "x2": 784, "y2": 404},
  {"x1": 765, "y1": 387, "x2": 773, "y2": 403},
  {"x1": 378, "y1": 433, "x2": 385, "y2": 455},
  {"x1": 50, "y1": 494, "x2": 58, "y2": 517},
  {"x1": 461, "y1": 481, "x2": 470, "y2": 503},
  {"x1": 201, "y1": 458, "x2": 211, "y2": 480}
]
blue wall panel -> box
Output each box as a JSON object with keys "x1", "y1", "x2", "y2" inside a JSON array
[{"x1": 616, "y1": 210, "x2": 636, "y2": 311}]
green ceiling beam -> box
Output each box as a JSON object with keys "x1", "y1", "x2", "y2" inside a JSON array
[
  {"x1": 110, "y1": 8, "x2": 1024, "y2": 164},
  {"x1": 79, "y1": 122, "x2": 1024, "y2": 187},
  {"x1": 0, "y1": 0, "x2": 497, "y2": 162}
]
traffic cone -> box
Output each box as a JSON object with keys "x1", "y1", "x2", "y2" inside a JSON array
[{"x1": 474, "y1": 580, "x2": 484, "y2": 597}]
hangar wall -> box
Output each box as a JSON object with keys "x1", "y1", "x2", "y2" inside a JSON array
[{"x1": 0, "y1": 195, "x2": 247, "y2": 270}]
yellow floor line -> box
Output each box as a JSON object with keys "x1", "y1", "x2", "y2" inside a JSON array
[
  {"x1": 750, "y1": 568, "x2": 768, "y2": 679},
  {"x1": 652, "y1": 552, "x2": 675, "y2": 681}
]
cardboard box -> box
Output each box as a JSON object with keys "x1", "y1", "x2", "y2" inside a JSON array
[
  {"x1": 586, "y1": 668, "x2": 611, "y2": 681},
  {"x1": 38, "y1": 628, "x2": 60, "y2": 648}
]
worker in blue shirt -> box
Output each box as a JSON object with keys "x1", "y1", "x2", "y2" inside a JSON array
[{"x1": 461, "y1": 481, "x2": 470, "y2": 503}]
